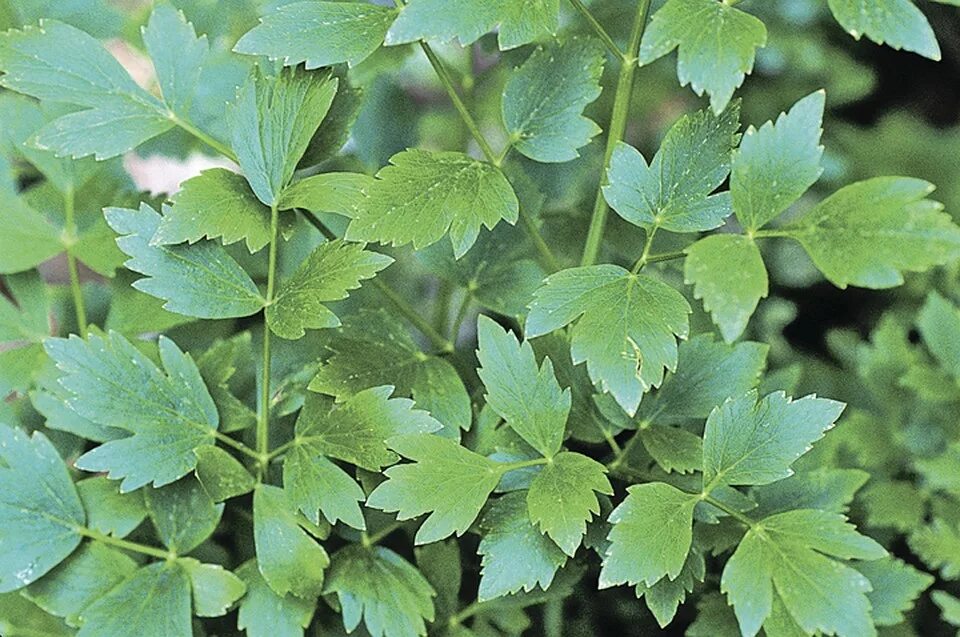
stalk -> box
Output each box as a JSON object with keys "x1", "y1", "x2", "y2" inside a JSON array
[
  {"x1": 257, "y1": 202, "x2": 281, "y2": 471},
  {"x1": 63, "y1": 182, "x2": 87, "y2": 335}
]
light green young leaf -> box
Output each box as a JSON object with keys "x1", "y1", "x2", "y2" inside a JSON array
[
  {"x1": 106, "y1": 204, "x2": 266, "y2": 319},
  {"x1": 0, "y1": 21, "x2": 172, "y2": 159},
  {"x1": 284, "y1": 449, "x2": 365, "y2": 530},
  {"x1": 194, "y1": 446, "x2": 256, "y2": 502},
  {"x1": 0, "y1": 425, "x2": 84, "y2": 592},
  {"x1": 598, "y1": 482, "x2": 698, "y2": 588},
  {"x1": 45, "y1": 332, "x2": 219, "y2": 492},
  {"x1": 0, "y1": 190, "x2": 63, "y2": 274},
  {"x1": 153, "y1": 169, "x2": 271, "y2": 253},
  {"x1": 855, "y1": 556, "x2": 933, "y2": 626},
  {"x1": 76, "y1": 562, "x2": 192, "y2": 637},
  {"x1": 309, "y1": 309, "x2": 471, "y2": 434},
  {"x1": 229, "y1": 66, "x2": 338, "y2": 206},
  {"x1": 721, "y1": 509, "x2": 886, "y2": 637},
  {"x1": 909, "y1": 519, "x2": 960, "y2": 579},
  {"x1": 476, "y1": 315, "x2": 570, "y2": 458},
  {"x1": 142, "y1": 3, "x2": 207, "y2": 116},
  {"x1": 684, "y1": 234, "x2": 768, "y2": 343},
  {"x1": 253, "y1": 485, "x2": 329, "y2": 599},
  {"x1": 23, "y1": 543, "x2": 137, "y2": 627},
  {"x1": 325, "y1": 545, "x2": 436, "y2": 637},
  {"x1": 639, "y1": 0, "x2": 767, "y2": 112},
  {"x1": 344, "y1": 148, "x2": 519, "y2": 258},
  {"x1": 604, "y1": 104, "x2": 741, "y2": 232},
  {"x1": 146, "y1": 476, "x2": 223, "y2": 554},
  {"x1": 267, "y1": 239, "x2": 392, "y2": 339},
  {"x1": 732, "y1": 91, "x2": 824, "y2": 232},
  {"x1": 478, "y1": 492, "x2": 567, "y2": 601},
  {"x1": 526, "y1": 265, "x2": 691, "y2": 416},
  {"x1": 502, "y1": 37, "x2": 604, "y2": 163},
  {"x1": 367, "y1": 434, "x2": 504, "y2": 544},
  {"x1": 237, "y1": 561, "x2": 315, "y2": 637},
  {"x1": 784, "y1": 177, "x2": 960, "y2": 288},
  {"x1": 702, "y1": 390, "x2": 845, "y2": 491},
  {"x1": 235, "y1": 2, "x2": 398, "y2": 69},
  {"x1": 828, "y1": 0, "x2": 940, "y2": 60},
  {"x1": 293, "y1": 387, "x2": 442, "y2": 472},
  {"x1": 527, "y1": 452, "x2": 612, "y2": 556},
  {"x1": 76, "y1": 476, "x2": 147, "y2": 538},
  {"x1": 179, "y1": 558, "x2": 246, "y2": 618},
  {"x1": 917, "y1": 292, "x2": 960, "y2": 380}
]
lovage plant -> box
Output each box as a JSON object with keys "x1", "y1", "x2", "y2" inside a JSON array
[{"x1": 1, "y1": 1, "x2": 959, "y2": 636}]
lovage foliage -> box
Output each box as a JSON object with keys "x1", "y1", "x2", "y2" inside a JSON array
[{"x1": 0, "y1": 1, "x2": 959, "y2": 636}]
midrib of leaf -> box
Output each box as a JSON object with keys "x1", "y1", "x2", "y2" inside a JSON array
[{"x1": 157, "y1": 244, "x2": 266, "y2": 305}]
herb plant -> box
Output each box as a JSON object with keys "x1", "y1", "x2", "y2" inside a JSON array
[{"x1": 0, "y1": 1, "x2": 959, "y2": 636}]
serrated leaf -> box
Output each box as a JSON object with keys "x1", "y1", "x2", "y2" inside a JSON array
[
  {"x1": 344, "y1": 148, "x2": 519, "y2": 258},
  {"x1": 180, "y1": 558, "x2": 246, "y2": 618},
  {"x1": 235, "y1": 2, "x2": 397, "y2": 69},
  {"x1": 684, "y1": 234, "x2": 768, "y2": 343},
  {"x1": 502, "y1": 38, "x2": 604, "y2": 163},
  {"x1": 933, "y1": 591, "x2": 960, "y2": 630},
  {"x1": 784, "y1": 177, "x2": 960, "y2": 288},
  {"x1": 253, "y1": 484, "x2": 329, "y2": 599},
  {"x1": 732, "y1": 91, "x2": 825, "y2": 232},
  {"x1": 918, "y1": 291, "x2": 960, "y2": 380},
  {"x1": 526, "y1": 265, "x2": 691, "y2": 416},
  {"x1": 278, "y1": 172, "x2": 373, "y2": 216},
  {"x1": 721, "y1": 509, "x2": 886, "y2": 637},
  {"x1": 639, "y1": 426, "x2": 703, "y2": 474},
  {"x1": 195, "y1": 335, "x2": 257, "y2": 434},
  {"x1": 45, "y1": 331, "x2": 219, "y2": 491},
  {"x1": 909, "y1": 519, "x2": 960, "y2": 579},
  {"x1": 0, "y1": 425, "x2": 84, "y2": 592},
  {"x1": 639, "y1": 0, "x2": 767, "y2": 112},
  {"x1": 599, "y1": 482, "x2": 698, "y2": 588},
  {"x1": 76, "y1": 562, "x2": 191, "y2": 637},
  {"x1": 76, "y1": 476, "x2": 146, "y2": 538},
  {"x1": 146, "y1": 476, "x2": 223, "y2": 554},
  {"x1": 237, "y1": 560, "x2": 315, "y2": 637},
  {"x1": 752, "y1": 468, "x2": 869, "y2": 518},
  {"x1": 194, "y1": 446, "x2": 255, "y2": 502},
  {"x1": 855, "y1": 556, "x2": 933, "y2": 626},
  {"x1": 326, "y1": 545, "x2": 436, "y2": 637},
  {"x1": 476, "y1": 315, "x2": 570, "y2": 458},
  {"x1": 527, "y1": 452, "x2": 611, "y2": 556},
  {"x1": 367, "y1": 434, "x2": 504, "y2": 544},
  {"x1": 636, "y1": 548, "x2": 705, "y2": 627},
  {"x1": 105, "y1": 203, "x2": 266, "y2": 319},
  {"x1": 478, "y1": 492, "x2": 567, "y2": 601},
  {"x1": 284, "y1": 449, "x2": 366, "y2": 530},
  {"x1": 828, "y1": 0, "x2": 940, "y2": 60},
  {"x1": 142, "y1": 3, "x2": 207, "y2": 116},
  {"x1": 0, "y1": 190, "x2": 63, "y2": 274},
  {"x1": 604, "y1": 104, "x2": 740, "y2": 232},
  {"x1": 266, "y1": 239, "x2": 392, "y2": 339}
]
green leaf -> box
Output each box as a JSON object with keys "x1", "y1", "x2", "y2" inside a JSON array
[
  {"x1": 0, "y1": 591, "x2": 73, "y2": 636},
  {"x1": 146, "y1": 476, "x2": 223, "y2": 554},
  {"x1": 153, "y1": 169, "x2": 271, "y2": 253},
  {"x1": 684, "y1": 234, "x2": 768, "y2": 343},
  {"x1": 933, "y1": 591, "x2": 960, "y2": 630},
  {"x1": 732, "y1": 91, "x2": 825, "y2": 232},
  {"x1": 752, "y1": 468, "x2": 869, "y2": 517},
  {"x1": 0, "y1": 21, "x2": 172, "y2": 159},
  {"x1": 0, "y1": 271, "x2": 50, "y2": 342},
  {"x1": 385, "y1": 0, "x2": 558, "y2": 50},
  {"x1": 828, "y1": 0, "x2": 940, "y2": 60},
  {"x1": 195, "y1": 335, "x2": 257, "y2": 434},
  {"x1": 234, "y1": 2, "x2": 398, "y2": 69},
  {"x1": 721, "y1": 509, "x2": 886, "y2": 637},
  {"x1": 76, "y1": 476, "x2": 146, "y2": 538},
  {"x1": 253, "y1": 485, "x2": 329, "y2": 599},
  {"x1": 266, "y1": 239, "x2": 392, "y2": 339},
  {"x1": 367, "y1": 434, "x2": 504, "y2": 544},
  {"x1": 639, "y1": 426, "x2": 703, "y2": 475},
  {"x1": 278, "y1": 172, "x2": 373, "y2": 216},
  {"x1": 636, "y1": 548, "x2": 705, "y2": 627},
  {"x1": 229, "y1": 66, "x2": 338, "y2": 206},
  {"x1": 476, "y1": 315, "x2": 570, "y2": 459},
  {"x1": 855, "y1": 556, "x2": 933, "y2": 626},
  {"x1": 604, "y1": 104, "x2": 741, "y2": 232},
  {"x1": 639, "y1": 0, "x2": 767, "y2": 113},
  {"x1": 599, "y1": 482, "x2": 698, "y2": 588},
  {"x1": 501, "y1": 37, "x2": 604, "y2": 163},
  {"x1": 344, "y1": 148, "x2": 519, "y2": 258},
  {"x1": 284, "y1": 449, "x2": 365, "y2": 529},
  {"x1": 702, "y1": 390, "x2": 844, "y2": 491},
  {"x1": 142, "y1": 4, "x2": 207, "y2": 117},
  {"x1": 0, "y1": 190, "x2": 63, "y2": 274},
  {"x1": 23, "y1": 543, "x2": 137, "y2": 627},
  {"x1": 309, "y1": 310, "x2": 471, "y2": 434},
  {"x1": 860, "y1": 480, "x2": 926, "y2": 532},
  {"x1": 325, "y1": 545, "x2": 436, "y2": 637},
  {"x1": 918, "y1": 291, "x2": 960, "y2": 380},
  {"x1": 478, "y1": 492, "x2": 567, "y2": 601},
  {"x1": 294, "y1": 387, "x2": 442, "y2": 472},
  {"x1": 179, "y1": 558, "x2": 246, "y2": 618},
  {"x1": 194, "y1": 445, "x2": 256, "y2": 502},
  {"x1": 237, "y1": 560, "x2": 315, "y2": 637},
  {"x1": 909, "y1": 519, "x2": 960, "y2": 579},
  {"x1": 45, "y1": 331, "x2": 219, "y2": 491},
  {"x1": 105, "y1": 204, "x2": 266, "y2": 319},
  {"x1": 784, "y1": 177, "x2": 960, "y2": 288},
  {"x1": 527, "y1": 452, "x2": 612, "y2": 556},
  {"x1": 0, "y1": 425, "x2": 84, "y2": 592},
  {"x1": 76, "y1": 562, "x2": 192, "y2": 637},
  {"x1": 687, "y1": 592, "x2": 741, "y2": 637},
  {"x1": 526, "y1": 265, "x2": 691, "y2": 416}
]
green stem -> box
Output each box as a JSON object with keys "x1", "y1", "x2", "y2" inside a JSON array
[
  {"x1": 266, "y1": 438, "x2": 297, "y2": 463},
  {"x1": 79, "y1": 527, "x2": 174, "y2": 560},
  {"x1": 645, "y1": 249, "x2": 687, "y2": 265},
  {"x1": 701, "y1": 494, "x2": 755, "y2": 528},
  {"x1": 631, "y1": 225, "x2": 659, "y2": 273},
  {"x1": 63, "y1": 183, "x2": 87, "y2": 335},
  {"x1": 168, "y1": 113, "x2": 239, "y2": 163},
  {"x1": 580, "y1": 0, "x2": 653, "y2": 267},
  {"x1": 449, "y1": 292, "x2": 472, "y2": 343},
  {"x1": 519, "y1": 208, "x2": 562, "y2": 272},
  {"x1": 211, "y1": 430, "x2": 263, "y2": 463},
  {"x1": 606, "y1": 426, "x2": 645, "y2": 472},
  {"x1": 450, "y1": 600, "x2": 484, "y2": 626},
  {"x1": 363, "y1": 521, "x2": 404, "y2": 547},
  {"x1": 257, "y1": 203, "x2": 281, "y2": 472},
  {"x1": 434, "y1": 280, "x2": 454, "y2": 334},
  {"x1": 566, "y1": 0, "x2": 624, "y2": 59},
  {"x1": 752, "y1": 229, "x2": 790, "y2": 238}
]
